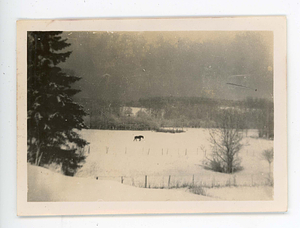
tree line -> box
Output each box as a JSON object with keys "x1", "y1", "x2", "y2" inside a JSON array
[{"x1": 77, "y1": 96, "x2": 274, "y2": 139}]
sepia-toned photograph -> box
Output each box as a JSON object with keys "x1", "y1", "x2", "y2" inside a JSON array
[{"x1": 17, "y1": 17, "x2": 287, "y2": 215}]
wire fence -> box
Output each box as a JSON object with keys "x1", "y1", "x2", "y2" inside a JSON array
[
  {"x1": 83, "y1": 143, "x2": 264, "y2": 159},
  {"x1": 93, "y1": 172, "x2": 273, "y2": 189}
]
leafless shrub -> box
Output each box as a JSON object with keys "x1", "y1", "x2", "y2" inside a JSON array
[
  {"x1": 262, "y1": 148, "x2": 274, "y2": 165},
  {"x1": 188, "y1": 185, "x2": 207, "y2": 196},
  {"x1": 262, "y1": 148, "x2": 274, "y2": 185}
]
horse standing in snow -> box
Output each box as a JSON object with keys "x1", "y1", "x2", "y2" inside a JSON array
[{"x1": 133, "y1": 135, "x2": 144, "y2": 141}]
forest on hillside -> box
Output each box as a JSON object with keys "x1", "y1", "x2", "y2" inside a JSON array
[{"x1": 76, "y1": 96, "x2": 274, "y2": 139}]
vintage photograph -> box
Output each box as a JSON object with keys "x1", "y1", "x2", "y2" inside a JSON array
[
  {"x1": 17, "y1": 18, "x2": 287, "y2": 215},
  {"x1": 26, "y1": 30, "x2": 274, "y2": 202}
]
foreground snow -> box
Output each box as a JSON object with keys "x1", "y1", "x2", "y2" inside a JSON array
[
  {"x1": 205, "y1": 186, "x2": 273, "y2": 201},
  {"x1": 27, "y1": 164, "x2": 213, "y2": 202}
]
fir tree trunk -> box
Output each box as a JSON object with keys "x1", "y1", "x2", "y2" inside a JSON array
[
  {"x1": 37, "y1": 152, "x2": 43, "y2": 166},
  {"x1": 34, "y1": 141, "x2": 43, "y2": 166},
  {"x1": 35, "y1": 145, "x2": 40, "y2": 165}
]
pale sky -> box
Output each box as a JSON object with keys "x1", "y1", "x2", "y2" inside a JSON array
[{"x1": 60, "y1": 31, "x2": 273, "y2": 102}]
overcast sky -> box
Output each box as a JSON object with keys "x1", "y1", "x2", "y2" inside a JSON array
[{"x1": 60, "y1": 31, "x2": 273, "y2": 102}]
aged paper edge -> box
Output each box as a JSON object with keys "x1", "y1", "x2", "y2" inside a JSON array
[{"x1": 17, "y1": 17, "x2": 287, "y2": 216}]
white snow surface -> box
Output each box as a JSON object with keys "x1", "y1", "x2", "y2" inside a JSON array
[
  {"x1": 76, "y1": 129, "x2": 273, "y2": 187},
  {"x1": 28, "y1": 128, "x2": 274, "y2": 201},
  {"x1": 27, "y1": 164, "x2": 212, "y2": 201}
]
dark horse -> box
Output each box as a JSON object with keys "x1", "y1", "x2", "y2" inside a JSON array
[{"x1": 133, "y1": 135, "x2": 144, "y2": 141}]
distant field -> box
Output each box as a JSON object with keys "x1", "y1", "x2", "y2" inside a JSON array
[{"x1": 76, "y1": 128, "x2": 273, "y2": 190}]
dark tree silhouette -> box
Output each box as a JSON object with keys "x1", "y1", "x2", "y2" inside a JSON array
[{"x1": 27, "y1": 32, "x2": 88, "y2": 174}]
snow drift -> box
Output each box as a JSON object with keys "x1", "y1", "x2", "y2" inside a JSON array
[{"x1": 27, "y1": 164, "x2": 212, "y2": 202}]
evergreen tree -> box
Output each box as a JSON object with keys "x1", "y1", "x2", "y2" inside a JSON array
[{"x1": 27, "y1": 32, "x2": 88, "y2": 173}]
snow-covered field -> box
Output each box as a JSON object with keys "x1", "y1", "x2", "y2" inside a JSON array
[
  {"x1": 76, "y1": 129, "x2": 273, "y2": 187},
  {"x1": 28, "y1": 128, "x2": 274, "y2": 201}
]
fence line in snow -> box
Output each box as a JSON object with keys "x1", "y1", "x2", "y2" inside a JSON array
[{"x1": 94, "y1": 172, "x2": 273, "y2": 189}]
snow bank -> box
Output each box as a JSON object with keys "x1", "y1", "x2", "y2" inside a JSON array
[
  {"x1": 27, "y1": 164, "x2": 213, "y2": 202},
  {"x1": 205, "y1": 186, "x2": 273, "y2": 201}
]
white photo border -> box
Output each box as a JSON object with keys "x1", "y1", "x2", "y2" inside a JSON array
[{"x1": 17, "y1": 17, "x2": 287, "y2": 216}]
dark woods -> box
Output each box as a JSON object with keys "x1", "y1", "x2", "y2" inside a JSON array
[
  {"x1": 27, "y1": 32, "x2": 88, "y2": 175},
  {"x1": 79, "y1": 96, "x2": 274, "y2": 139}
]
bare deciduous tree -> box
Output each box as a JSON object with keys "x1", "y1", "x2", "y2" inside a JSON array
[{"x1": 208, "y1": 110, "x2": 244, "y2": 173}]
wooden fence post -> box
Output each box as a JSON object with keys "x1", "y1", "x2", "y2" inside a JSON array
[
  {"x1": 121, "y1": 176, "x2": 124, "y2": 184},
  {"x1": 148, "y1": 148, "x2": 150, "y2": 155},
  {"x1": 192, "y1": 174, "x2": 195, "y2": 186},
  {"x1": 168, "y1": 175, "x2": 171, "y2": 188},
  {"x1": 145, "y1": 175, "x2": 148, "y2": 188}
]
